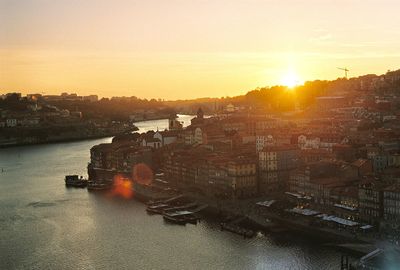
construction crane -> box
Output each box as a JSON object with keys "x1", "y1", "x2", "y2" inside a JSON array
[{"x1": 337, "y1": 67, "x2": 349, "y2": 79}]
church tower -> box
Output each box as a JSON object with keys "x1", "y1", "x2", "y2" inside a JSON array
[
  {"x1": 197, "y1": 107, "x2": 204, "y2": 119},
  {"x1": 168, "y1": 115, "x2": 183, "y2": 130}
]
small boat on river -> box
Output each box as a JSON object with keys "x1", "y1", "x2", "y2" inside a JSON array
[
  {"x1": 87, "y1": 181, "x2": 112, "y2": 191},
  {"x1": 163, "y1": 210, "x2": 199, "y2": 225},
  {"x1": 65, "y1": 175, "x2": 88, "y2": 188}
]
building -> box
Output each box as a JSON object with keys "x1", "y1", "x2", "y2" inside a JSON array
[
  {"x1": 142, "y1": 137, "x2": 162, "y2": 149},
  {"x1": 358, "y1": 178, "x2": 385, "y2": 226},
  {"x1": 332, "y1": 144, "x2": 356, "y2": 162},
  {"x1": 372, "y1": 154, "x2": 388, "y2": 173},
  {"x1": 299, "y1": 148, "x2": 333, "y2": 163},
  {"x1": 288, "y1": 160, "x2": 357, "y2": 208},
  {"x1": 6, "y1": 118, "x2": 17, "y2": 127},
  {"x1": 256, "y1": 134, "x2": 275, "y2": 152},
  {"x1": 381, "y1": 184, "x2": 400, "y2": 235},
  {"x1": 329, "y1": 186, "x2": 359, "y2": 221},
  {"x1": 228, "y1": 156, "x2": 257, "y2": 198},
  {"x1": 83, "y1": 95, "x2": 98, "y2": 102},
  {"x1": 315, "y1": 96, "x2": 348, "y2": 111},
  {"x1": 163, "y1": 147, "x2": 257, "y2": 199},
  {"x1": 168, "y1": 115, "x2": 183, "y2": 130},
  {"x1": 190, "y1": 107, "x2": 205, "y2": 126},
  {"x1": 88, "y1": 141, "x2": 154, "y2": 182},
  {"x1": 259, "y1": 145, "x2": 299, "y2": 193},
  {"x1": 153, "y1": 130, "x2": 179, "y2": 146},
  {"x1": 351, "y1": 158, "x2": 373, "y2": 177}
]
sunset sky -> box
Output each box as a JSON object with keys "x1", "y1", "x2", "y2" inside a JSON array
[{"x1": 1, "y1": 0, "x2": 400, "y2": 99}]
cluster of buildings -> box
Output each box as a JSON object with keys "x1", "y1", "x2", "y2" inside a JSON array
[
  {"x1": 0, "y1": 104, "x2": 82, "y2": 128},
  {"x1": 0, "y1": 93, "x2": 132, "y2": 146},
  {"x1": 128, "y1": 110, "x2": 173, "y2": 122},
  {"x1": 88, "y1": 80, "x2": 400, "y2": 239},
  {"x1": 30, "y1": 92, "x2": 99, "y2": 102},
  {"x1": 0, "y1": 93, "x2": 86, "y2": 128}
]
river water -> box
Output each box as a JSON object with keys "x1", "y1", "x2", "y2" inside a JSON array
[{"x1": 0, "y1": 115, "x2": 351, "y2": 270}]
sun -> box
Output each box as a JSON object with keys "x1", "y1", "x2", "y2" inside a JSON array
[{"x1": 280, "y1": 70, "x2": 302, "y2": 88}]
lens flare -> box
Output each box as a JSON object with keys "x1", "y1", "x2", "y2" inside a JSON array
[
  {"x1": 109, "y1": 174, "x2": 134, "y2": 199},
  {"x1": 132, "y1": 163, "x2": 153, "y2": 185}
]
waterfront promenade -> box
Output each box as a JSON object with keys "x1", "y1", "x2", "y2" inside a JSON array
[{"x1": 185, "y1": 192, "x2": 383, "y2": 255}]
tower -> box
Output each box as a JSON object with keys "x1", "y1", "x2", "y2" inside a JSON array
[
  {"x1": 168, "y1": 115, "x2": 182, "y2": 130},
  {"x1": 197, "y1": 107, "x2": 204, "y2": 119}
]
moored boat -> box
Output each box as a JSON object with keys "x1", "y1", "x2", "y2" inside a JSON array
[
  {"x1": 87, "y1": 181, "x2": 112, "y2": 191},
  {"x1": 65, "y1": 175, "x2": 88, "y2": 188},
  {"x1": 163, "y1": 214, "x2": 187, "y2": 225},
  {"x1": 220, "y1": 222, "x2": 255, "y2": 238},
  {"x1": 146, "y1": 203, "x2": 170, "y2": 215},
  {"x1": 162, "y1": 210, "x2": 199, "y2": 225}
]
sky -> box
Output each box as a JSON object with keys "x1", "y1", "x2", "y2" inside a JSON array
[{"x1": 1, "y1": 0, "x2": 400, "y2": 100}]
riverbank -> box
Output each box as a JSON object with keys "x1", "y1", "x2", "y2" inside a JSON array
[
  {"x1": 131, "y1": 188, "x2": 375, "y2": 259},
  {"x1": 0, "y1": 123, "x2": 139, "y2": 148},
  {"x1": 0, "y1": 133, "x2": 115, "y2": 148},
  {"x1": 0, "y1": 131, "x2": 130, "y2": 148},
  {"x1": 179, "y1": 192, "x2": 379, "y2": 255},
  {"x1": 82, "y1": 174, "x2": 376, "y2": 256}
]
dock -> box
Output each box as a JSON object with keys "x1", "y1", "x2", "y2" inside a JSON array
[{"x1": 146, "y1": 195, "x2": 208, "y2": 226}]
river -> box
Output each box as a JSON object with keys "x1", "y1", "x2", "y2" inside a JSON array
[{"x1": 0, "y1": 115, "x2": 351, "y2": 270}]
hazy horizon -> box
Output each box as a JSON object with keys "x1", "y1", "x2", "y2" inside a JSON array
[{"x1": 1, "y1": 0, "x2": 400, "y2": 99}]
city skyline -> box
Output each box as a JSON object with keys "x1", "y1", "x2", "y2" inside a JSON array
[
  {"x1": 1, "y1": 0, "x2": 400, "y2": 99},
  {"x1": 3, "y1": 2, "x2": 400, "y2": 269}
]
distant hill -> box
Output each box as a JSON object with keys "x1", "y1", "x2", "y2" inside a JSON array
[{"x1": 165, "y1": 69, "x2": 400, "y2": 114}]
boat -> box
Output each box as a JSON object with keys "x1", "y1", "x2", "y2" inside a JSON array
[
  {"x1": 65, "y1": 175, "x2": 88, "y2": 188},
  {"x1": 163, "y1": 214, "x2": 187, "y2": 225},
  {"x1": 220, "y1": 222, "x2": 255, "y2": 238},
  {"x1": 162, "y1": 202, "x2": 198, "y2": 212},
  {"x1": 184, "y1": 214, "x2": 199, "y2": 225},
  {"x1": 162, "y1": 210, "x2": 199, "y2": 225},
  {"x1": 146, "y1": 203, "x2": 170, "y2": 215},
  {"x1": 146, "y1": 194, "x2": 184, "y2": 206},
  {"x1": 87, "y1": 181, "x2": 112, "y2": 191}
]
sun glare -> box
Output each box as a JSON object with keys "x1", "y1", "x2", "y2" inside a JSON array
[{"x1": 280, "y1": 70, "x2": 302, "y2": 88}]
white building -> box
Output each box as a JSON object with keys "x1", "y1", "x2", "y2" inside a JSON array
[
  {"x1": 154, "y1": 131, "x2": 178, "y2": 146},
  {"x1": 6, "y1": 119, "x2": 17, "y2": 127},
  {"x1": 142, "y1": 137, "x2": 162, "y2": 149}
]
